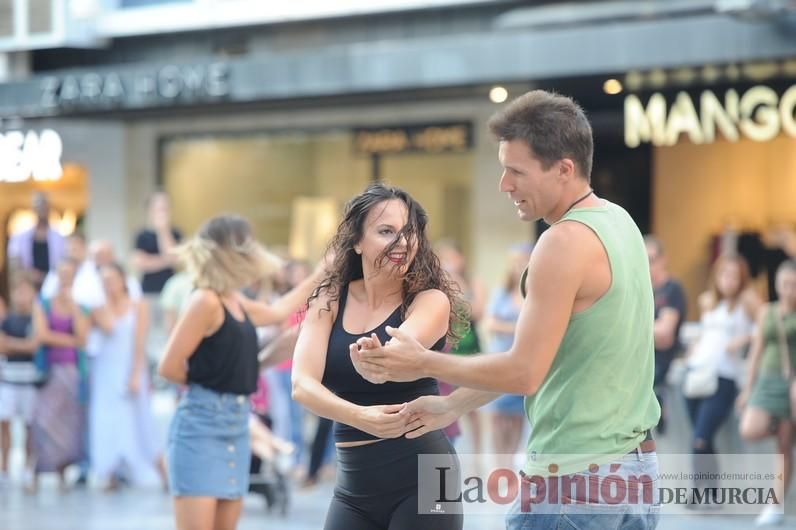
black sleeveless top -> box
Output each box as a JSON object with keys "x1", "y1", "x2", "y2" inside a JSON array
[
  {"x1": 321, "y1": 285, "x2": 447, "y2": 442},
  {"x1": 187, "y1": 298, "x2": 259, "y2": 395}
]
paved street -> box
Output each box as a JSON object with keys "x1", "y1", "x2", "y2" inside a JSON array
[
  {"x1": 2, "y1": 384, "x2": 795, "y2": 529},
  {"x1": 1, "y1": 477, "x2": 793, "y2": 530}
]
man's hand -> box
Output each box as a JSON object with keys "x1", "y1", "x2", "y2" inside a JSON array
[
  {"x1": 403, "y1": 395, "x2": 459, "y2": 439},
  {"x1": 349, "y1": 333, "x2": 386, "y2": 384},
  {"x1": 353, "y1": 403, "x2": 411, "y2": 439},
  {"x1": 349, "y1": 326, "x2": 429, "y2": 383}
]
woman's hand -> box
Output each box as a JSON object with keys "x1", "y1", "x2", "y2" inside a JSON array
[
  {"x1": 735, "y1": 388, "x2": 750, "y2": 412},
  {"x1": 128, "y1": 373, "x2": 142, "y2": 396},
  {"x1": 352, "y1": 403, "x2": 411, "y2": 439}
]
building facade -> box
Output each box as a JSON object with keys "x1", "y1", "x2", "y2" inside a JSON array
[{"x1": 2, "y1": 0, "x2": 796, "y2": 308}]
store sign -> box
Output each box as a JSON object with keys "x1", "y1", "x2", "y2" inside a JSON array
[
  {"x1": 0, "y1": 130, "x2": 63, "y2": 183},
  {"x1": 625, "y1": 85, "x2": 796, "y2": 148},
  {"x1": 40, "y1": 62, "x2": 230, "y2": 110},
  {"x1": 353, "y1": 122, "x2": 473, "y2": 155}
]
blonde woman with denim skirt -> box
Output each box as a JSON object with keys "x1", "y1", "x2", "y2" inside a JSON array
[{"x1": 158, "y1": 214, "x2": 327, "y2": 530}]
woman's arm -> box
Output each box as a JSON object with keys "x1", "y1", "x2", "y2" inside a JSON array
[
  {"x1": 398, "y1": 289, "x2": 451, "y2": 349},
  {"x1": 258, "y1": 326, "x2": 299, "y2": 370},
  {"x1": 72, "y1": 303, "x2": 89, "y2": 349},
  {"x1": 291, "y1": 294, "x2": 409, "y2": 439},
  {"x1": 239, "y1": 266, "x2": 324, "y2": 328},
  {"x1": 129, "y1": 301, "x2": 149, "y2": 394},
  {"x1": 2, "y1": 332, "x2": 39, "y2": 355},
  {"x1": 737, "y1": 305, "x2": 768, "y2": 409},
  {"x1": 32, "y1": 302, "x2": 77, "y2": 349},
  {"x1": 727, "y1": 289, "x2": 764, "y2": 356},
  {"x1": 157, "y1": 290, "x2": 221, "y2": 385},
  {"x1": 351, "y1": 289, "x2": 452, "y2": 384},
  {"x1": 91, "y1": 306, "x2": 115, "y2": 335}
]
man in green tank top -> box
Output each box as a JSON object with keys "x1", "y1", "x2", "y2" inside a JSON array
[{"x1": 351, "y1": 90, "x2": 661, "y2": 528}]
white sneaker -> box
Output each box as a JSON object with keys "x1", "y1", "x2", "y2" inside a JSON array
[{"x1": 755, "y1": 505, "x2": 785, "y2": 526}]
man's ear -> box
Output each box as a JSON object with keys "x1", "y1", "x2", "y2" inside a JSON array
[{"x1": 558, "y1": 158, "x2": 576, "y2": 181}]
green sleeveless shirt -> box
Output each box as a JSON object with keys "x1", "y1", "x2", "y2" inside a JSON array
[{"x1": 522, "y1": 200, "x2": 661, "y2": 476}]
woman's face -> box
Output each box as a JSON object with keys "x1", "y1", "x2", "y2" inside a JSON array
[
  {"x1": 716, "y1": 261, "x2": 742, "y2": 300},
  {"x1": 56, "y1": 262, "x2": 76, "y2": 292},
  {"x1": 437, "y1": 246, "x2": 465, "y2": 275},
  {"x1": 11, "y1": 282, "x2": 35, "y2": 312},
  {"x1": 100, "y1": 267, "x2": 125, "y2": 298},
  {"x1": 776, "y1": 268, "x2": 796, "y2": 308},
  {"x1": 356, "y1": 199, "x2": 417, "y2": 278}
]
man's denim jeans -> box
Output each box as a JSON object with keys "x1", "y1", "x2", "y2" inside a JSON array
[{"x1": 505, "y1": 451, "x2": 660, "y2": 530}]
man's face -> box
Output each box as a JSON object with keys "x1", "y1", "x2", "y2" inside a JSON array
[
  {"x1": 91, "y1": 243, "x2": 114, "y2": 267},
  {"x1": 11, "y1": 282, "x2": 35, "y2": 312},
  {"x1": 498, "y1": 140, "x2": 560, "y2": 222},
  {"x1": 32, "y1": 194, "x2": 49, "y2": 221},
  {"x1": 776, "y1": 268, "x2": 796, "y2": 307},
  {"x1": 646, "y1": 243, "x2": 666, "y2": 282},
  {"x1": 149, "y1": 193, "x2": 171, "y2": 225},
  {"x1": 66, "y1": 237, "x2": 87, "y2": 263}
]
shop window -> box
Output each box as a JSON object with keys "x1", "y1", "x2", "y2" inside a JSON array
[
  {"x1": 27, "y1": 0, "x2": 52, "y2": 34},
  {"x1": 0, "y1": 0, "x2": 12, "y2": 37},
  {"x1": 161, "y1": 130, "x2": 475, "y2": 262}
]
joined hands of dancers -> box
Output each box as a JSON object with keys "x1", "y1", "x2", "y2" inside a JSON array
[{"x1": 349, "y1": 329, "x2": 460, "y2": 440}]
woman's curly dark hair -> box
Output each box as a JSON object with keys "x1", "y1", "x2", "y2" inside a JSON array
[{"x1": 308, "y1": 183, "x2": 469, "y2": 346}]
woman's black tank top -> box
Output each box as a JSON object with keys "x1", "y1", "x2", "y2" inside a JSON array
[
  {"x1": 187, "y1": 296, "x2": 259, "y2": 395},
  {"x1": 321, "y1": 285, "x2": 446, "y2": 442}
]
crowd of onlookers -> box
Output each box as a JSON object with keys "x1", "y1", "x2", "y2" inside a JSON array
[
  {"x1": 647, "y1": 234, "x2": 796, "y2": 526},
  {"x1": 1, "y1": 190, "x2": 795, "y2": 526}
]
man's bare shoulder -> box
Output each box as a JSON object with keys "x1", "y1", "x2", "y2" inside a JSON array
[{"x1": 535, "y1": 220, "x2": 602, "y2": 260}]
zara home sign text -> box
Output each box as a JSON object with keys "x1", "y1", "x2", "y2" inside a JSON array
[
  {"x1": 40, "y1": 63, "x2": 230, "y2": 110},
  {"x1": 625, "y1": 85, "x2": 796, "y2": 148}
]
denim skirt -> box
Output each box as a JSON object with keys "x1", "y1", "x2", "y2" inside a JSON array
[{"x1": 167, "y1": 384, "x2": 251, "y2": 498}]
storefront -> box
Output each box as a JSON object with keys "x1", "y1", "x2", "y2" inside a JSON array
[
  {"x1": 4, "y1": 3, "x2": 796, "y2": 303},
  {"x1": 1, "y1": 74, "x2": 533, "y2": 299},
  {"x1": 159, "y1": 121, "x2": 478, "y2": 263},
  {"x1": 624, "y1": 65, "x2": 796, "y2": 314},
  {"x1": 0, "y1": 127, "x2": 89, "y2": 293}
]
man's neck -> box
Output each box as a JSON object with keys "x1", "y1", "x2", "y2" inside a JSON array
[{"x1": 544, "y1": 184, "x2": 597, "y2": 224}]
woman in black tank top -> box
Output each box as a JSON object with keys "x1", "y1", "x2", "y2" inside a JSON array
[
  {"x1": 157, "y1": 215, "x2": 327, "y2": 530},
  {"x1": 292, "y1": 184, "x2": 468, "y2": 530}
]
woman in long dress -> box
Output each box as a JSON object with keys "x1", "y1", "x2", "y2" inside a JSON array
[
  {"x1": 90, "y1": 262, "x2": 166, "y2": 490},
  {"x1": 30, "y1": 259, "x2": 89, "y2": 492}
]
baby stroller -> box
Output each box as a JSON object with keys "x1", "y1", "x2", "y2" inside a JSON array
[{"x1": 248, "y1": 412, "x2": 291, "y2": 515}]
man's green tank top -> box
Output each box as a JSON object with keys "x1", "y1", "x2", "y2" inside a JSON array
[
  {"x1": 758, "y1": 305, "x2": 796, "y2": 375},
  {"x1": 522, "y1": 200, "x2": 661, "y2": 476}
]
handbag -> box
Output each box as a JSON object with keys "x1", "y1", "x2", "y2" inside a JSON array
[
  {"x1": 0, "y1": 360, "x2": 40, "y2": 385},
  {"x1": 773, "y1": 304, "x2": 796, "y2": 420},
  {"x1": 683, "y1": 362, "x2": 719, "y2": 399}
]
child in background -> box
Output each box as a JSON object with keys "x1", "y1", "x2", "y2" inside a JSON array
[{"x1": 0, "y1": 275, "x2": 39, "y2": 490}]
